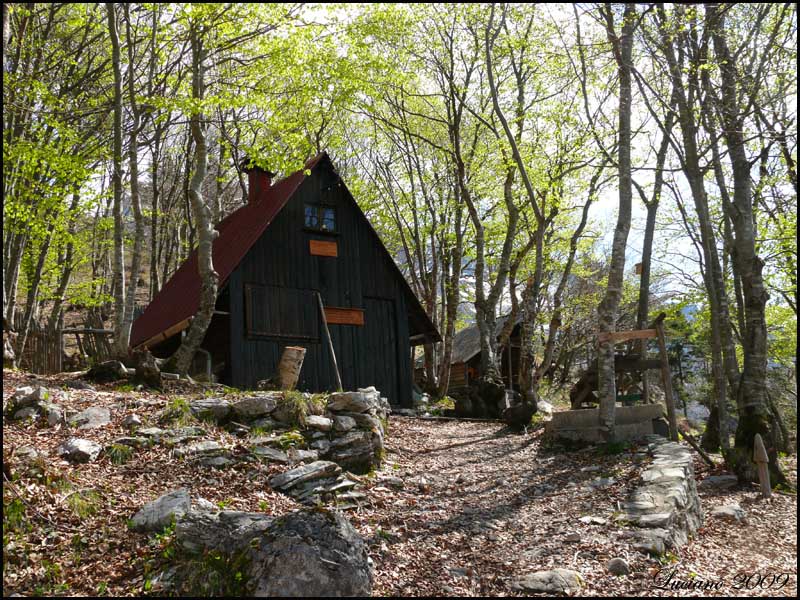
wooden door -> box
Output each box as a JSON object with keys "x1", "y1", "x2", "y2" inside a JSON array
[{"x1": 359, "y1": 297, "x2": 398, "y2": 404}]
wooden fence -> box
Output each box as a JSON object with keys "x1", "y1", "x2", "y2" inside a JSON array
[{"x1": 12, "y1": 312, "x2": 63, "y2": 375}]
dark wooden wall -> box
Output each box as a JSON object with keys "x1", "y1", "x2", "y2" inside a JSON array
[{"x1": 228, "y1": 161, "x2": 412, "y2": 406}]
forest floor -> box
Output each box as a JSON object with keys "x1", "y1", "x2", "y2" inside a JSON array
[{"x1": 2, "y1": 368, "x2": 797, "y2": 597}]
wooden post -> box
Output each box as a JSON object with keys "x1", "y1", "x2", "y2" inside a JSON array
[
  {"x1": 277, "y1": 346, "x2": 306, "y2": 390},
  {"x1": 654, "y1": 316, "x2": 679, "y2": 442},
  {"x1": 753, "y1": 433, "x2": 772, "y2": 498},
  {"x1": 316, "y1": 292, "x2": 343, "y2": 391}
]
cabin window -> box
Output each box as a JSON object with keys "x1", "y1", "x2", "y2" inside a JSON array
[
  {"x1": 304, "y1": 204, "x2": 336, "y2": 233},
  {"x1": 244, "y1": 283, "x2": 319, "y2": 340}
]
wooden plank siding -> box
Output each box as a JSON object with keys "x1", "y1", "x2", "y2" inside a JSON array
[{"x1": 229, "y1": 161, "x2": 412, "y2": 406}]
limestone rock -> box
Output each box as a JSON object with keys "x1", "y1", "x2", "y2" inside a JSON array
[
  {"x1": 173, "y1": 440, "x2": 224, "y2": 459},
  {"x1": 304, "y1": 415, "x2": 332, "y2": 432},
  {"x1": 70, "y1": 406, "x2": 111, "y2": 430},
  {"x1": 269, "y1": 460, "x2": 341, "y2": 492},
  {"x1": 58, "y1": 438, "x2": 102, "y2": 463},
  {"x1": 247, "y1": 509, "x2": 372, "y2": 597},
  {"x1": 252, "y1": 446, "x2": 291, "y2": 463},
  {"x1": 698, "y1": 474, "x2": 738, "y2": 490},
  {"x1": 189, "y1": 398, "x2": 232, "y2": 423},
  {"x1": 287, "y1": 448, "x2": 320, "y2": 464},
  {"x1": 122, "y1": 414, "x2": 143, "y2": 430},
  {"x1": 130, "y1": 489, "x2": 191, "y2": 533},
  {"x1": 86, "y1": 360, "x2": 128, "y2": 382},
  {"x1": 41, "y1": 402, "x2": 64, "y2": 427},
  {"x1": 327, "y1": 391, "x2": 373, "y2": 413},
  {"x1": 13, "y1": 407, "x2": 38, "y2": 421},
  {"x1": 512, "y1": 569, "x2": 583, "y2": 594},
  {"x1": 231, "y1": 394, "x2": 279, "y2": 420},
  {"x1": 607, "y1": 558, "x2": 630, "y2": 576},
  {"x1": 711, "y1": 504, "x2": 746, "y2": 523},
  {"x1": 332, "y1": 415, "x2": 357, "y2": 432}
]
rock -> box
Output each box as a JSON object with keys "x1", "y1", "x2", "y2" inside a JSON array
[
  {"x1": 138, "y1": 427, "x2": 167, "y2": 439},
  {"x1": 564, "y1": 532, "x2": 581, "y2": 543},
  {"x1": 192, "y1": 497, "x2": 217, "y2": 512},
  {"x1": 607, "y1": 558, "x2": 630, "y2": 576},
  {"x1": 269, "y1": 460, "x2": 341, "y2": 492},
  {"x1": 588, "y1": 477, "x2": 616, "y2": 489},
  {"x1": 173, "y1": 440, "x2": 224, "y2": 458},
  {"x1": 711, "y1": 504, "x2": 746, "y2": 523},
  {"x1": 340, "y1": 411, "x2": 383, "y2": 432},
  {"x1": 189, "y1": 398, "x2": 232, "y2": 423},
  {"x1": 538, "y1": 400, "x2": 554, "y2": 415},
  {"x1": 287, "y1": 448, "x2": 320, "y2": 464},
  {"x1": 12, "y1": 407, "x2": 38, "y2": 421},
  {"x1": 512, "y1": 569, "x2": 583, "y2": 594},
  {"x1": 304, "y1": 415, "x2": 332, "y2": 432},
  {"x1": 41, "y1": 403, "x2": 64, "y2": 427},
  {"x1": 122, "y1": 414, "x2": 143, "y2": 430},
  {"x1": 58, "y1": 438, "x2": 102, "y2": 463},
  {"x1": 332, "y1": 415, "x2": 357, "y2": 432},
  {"x1": 309, "y1": 439, "x2": 331, "y2": 454},
  {"x1": 133, "y1": 348, "x2": 162, "y2": 389},
  {"x1": 69, "y1": 406, "x2": 111, "y2": 429},
  {"x1": 247, "y1": 509, "x2": 372, "y2": 597},
  {"x1": 64, "y1": 379, "x2": 95, "y2": 391},
  {"x1": 86, "y1": 360, "x2": 128, "y2": 382},
  {"x1": 250, "y1": 417, "x2": 280, "y2": 431},
  {"x1": 231, "y1": 394, "x2": 279, "y2": 420},
  {"x1": 382, "y1": 476, "x2": 404, "y2": 489},
  {"x1": 175, "y1": 509, "x2": 274, "y2": 555},
  {"x1": 327, "y1": 391, "x2": 374, "y2": 413},
  {"x1": 502, "y1": 401, "x2": 536, "y2": 431},
  {"x1": 326, "y1": 430, "x2": 376, "y2": 472},
  {"x1": 15, "y1": 446, "x2": 42, "y2": 462},
  {"x1": 252, "y1": 446, "x2": 291, "y2": 463},
  {"x1": 130, "y1": 489, "x2": 192, "y2": 533},
  {"x1": 198, "y1": 456, "x2": 234, "y2": 469},
  {"x1": 698, "y1": 474, "x2": 738, "y2": 490},
  {"x1": 578, "y1": 516, "x2": 607, "y2": 525},
  {"x1": 114, "y1": 436, "x2": 149, "y2": 448}
]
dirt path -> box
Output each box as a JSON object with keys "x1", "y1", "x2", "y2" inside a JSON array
[{"x1": 360, "y1": 417, "x2": 797, "y2": 597}]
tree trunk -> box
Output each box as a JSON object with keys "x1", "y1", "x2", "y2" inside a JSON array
[
  {"x1": 707, "y1": 3, "x2": 785, "y2": 485},
  {"x1": 167, "y1": 21, "x2": 218, "y2": 376},
  {"x1": 107, "y1": 2, "x2": 126, "y2": 358},
  {"x1": 277, "y1": 346, "x2": 306, "y2": 391},
  {"x1": 596, "y1": 4, "x2": 636, "y2": 441}
]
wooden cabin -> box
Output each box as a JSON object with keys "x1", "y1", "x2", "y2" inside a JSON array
[
  {"x1": 131, "y1": 152, "x2": 440, "y2": 407},
  {"x1": 416, "y1": 315, "x2": 521, "y2": 394}
]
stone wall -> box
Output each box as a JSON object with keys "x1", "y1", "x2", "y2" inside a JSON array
[{"x1": 617, "y1": 435, "x2": 703, "y2": 555}]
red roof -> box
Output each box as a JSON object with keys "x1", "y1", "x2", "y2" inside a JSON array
[{"x1": 130, "y1": 153, "x2": 325, "y2": 348}]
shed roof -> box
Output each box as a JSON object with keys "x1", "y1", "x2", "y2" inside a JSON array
[
  {"x1": 449, "y1": 314, "x2": 522, "y2": 364},
  {"x1": 131, "y1": 152, "x2": 440, "y2": 349}
]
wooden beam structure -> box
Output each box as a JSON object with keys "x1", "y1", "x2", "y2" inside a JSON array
[
  {"x1": 597, "y1": 328, "x2": 657, "y2": 344},
  {"x1": 654, "y1": 318, "x2": 679, "y2": 441}
]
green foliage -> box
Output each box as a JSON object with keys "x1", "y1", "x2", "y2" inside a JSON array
[
  {"x1": 159, "y1": 397, "x2": 193, "y2": 426},
  {"x1": 275, "y1": 430, "x2": 306, "y2": 450},
  {"x1": 3, "y1": 497, "x2": 28, "y2": 533},
  {"x1": 107, "y1": 443, "x2": 135, "y2": 465},
  {"x1": 66, "y1": 489, "x2": 101, "y2": 520}
]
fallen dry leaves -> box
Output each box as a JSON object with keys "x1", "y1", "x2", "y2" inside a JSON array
[{"x1": 2, "y1": 368, "x2": 797, "y2": 596}]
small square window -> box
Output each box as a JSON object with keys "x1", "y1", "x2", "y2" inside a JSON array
[
  {"x1": 321, "y1": 207, "x2": 335, "y2": 232},
  {"x1": 304, "y1": 204, "x2": 319, "y2": 229},
  {"x1": 304, "y1": 204, "x2": 335, "y2": 233}
]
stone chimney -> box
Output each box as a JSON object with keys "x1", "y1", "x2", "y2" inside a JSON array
[{"x1": 242, "y1": 160, "x2": 276, "y2": 204}]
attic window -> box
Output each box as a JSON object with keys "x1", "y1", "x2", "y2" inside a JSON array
[{"x1": 304, "y1": 204, "x2": 336, "y2": 232}]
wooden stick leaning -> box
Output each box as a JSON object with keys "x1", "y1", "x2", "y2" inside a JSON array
[{"x1": 316, "y1": 292, "x2": 343, "y2": 391}]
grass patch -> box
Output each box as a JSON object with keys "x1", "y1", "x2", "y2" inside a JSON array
[
  {"x1": 276, "y1": 391, "x2": 309, "y2": 427},
  {"x1": 276, "y1": 430, "x2": 306, "y2": 450},
  {"x1": 107, "y1": 443, "x2": 135, "y2": 465},
  {"x1": 66, "y1": 489, "x2": 101, "y2": 520},
  {"x1": 158, "y1": 396, "x2": 194, "y2": 426}
]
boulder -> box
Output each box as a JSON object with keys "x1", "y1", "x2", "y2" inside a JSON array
[
  {"x1": 252, "y1": 446, "x2": 291, "y2": 463},
  {"x1": 69, "y1": 406, "x2": 111, "y2": 430},
  {"x1": 287, "y1": 448, "x2": 320, "y2": 464},
  {"x1": 58, "y1": 438, "x2": 102, "y2": 463},
  {"x1": 247, "y1": 509, "x2": 372, "y2": 597},
  {"x1": 86, "y1": 360, "x2": 128, "y2": 382},
  {"x1": 512, "y1": 569, "x2": 583, "y2": 594},
  {"x1": 326, "y1": 430, "x2": 377, "y2": 472},
  {"x1": 189, "y1": 398, "x2": 232, "y2": 423},
  {"x1": 13, "y1": 407, "x2": 38, "y2": 421},
  {"x1": 250, "y1": 417, "x2": 280, "y2": 431},
  {"x1": 231, "y1": 394, "x2": 279, "y2": 420},
  {"x1": 41, "y1": 402, "x2": 64, "y2": 426},
  {"x1": 130, "y1": 489, "x2": 192, "y2": 533},
  {"x1": 173, "y1": 440, "x2": 224, "y2": 459}
]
